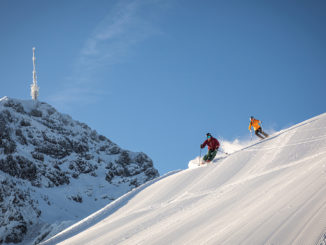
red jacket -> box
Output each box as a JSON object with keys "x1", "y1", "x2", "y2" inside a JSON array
[{"x1": 201, "y1": 137, "x2": 220, "y2": 150}]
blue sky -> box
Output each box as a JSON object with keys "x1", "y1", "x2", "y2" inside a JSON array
[{"x1": 1, "y1": 0, "x2": 326, "y2": 174}]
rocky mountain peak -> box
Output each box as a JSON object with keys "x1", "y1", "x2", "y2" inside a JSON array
[{"x1": 0, "y1": 97, "x2": 159, "y2": 244}]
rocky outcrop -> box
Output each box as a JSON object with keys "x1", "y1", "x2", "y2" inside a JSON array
[{"x1": 0, "y1": 97, "x2": 159, "y2": 244}]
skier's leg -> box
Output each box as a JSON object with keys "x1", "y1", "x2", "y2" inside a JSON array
[
  {"x1": 258, "y1": 127, "x2": 268, "y2": 138},
  {"x1": 203, "y1": 154, "x2": 208, "y2": 161},
  {"x1": 261, "y1": 130, "x2": 269, "y2": 138},
  {"x1": 207, "y1": 150, "x2": 217, "y2": 161},
  {"x1": 255, "y1": 129, "x2": 264, "y2": 139},
  {"x1": 205, "y1": 150, "x2": 213, "y2": 162}
]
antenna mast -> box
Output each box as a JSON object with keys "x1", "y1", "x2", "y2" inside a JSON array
[{"x1": 30, "y1": 47, "x2": 39, "y2": 100}]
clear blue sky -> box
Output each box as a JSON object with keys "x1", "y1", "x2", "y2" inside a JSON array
[{"x1": 1, "y1": 0, "x2": 326, "y2": 174}]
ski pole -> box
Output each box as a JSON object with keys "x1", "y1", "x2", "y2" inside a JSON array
[
  {"x1": 250, "y1": 130, "x2": 252, "y2": 141},
  {"x1": 218, "y1": 148, "x2": 228, "y2": 155},
  {"x1": 199, "y1": 148, "x2": 202, "y2": 165}
]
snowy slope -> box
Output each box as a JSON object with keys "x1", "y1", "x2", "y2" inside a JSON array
[{"x1": 43, "y1": 113, "x2": 326, "y2": 245}]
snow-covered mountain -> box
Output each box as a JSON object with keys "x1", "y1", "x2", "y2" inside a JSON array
[
  {"x1": 42, "y1": 112, "x2": 326, "y2": 245},
  {"x1": 0, "y1": 97, "x2": 159, "y2": 244}
]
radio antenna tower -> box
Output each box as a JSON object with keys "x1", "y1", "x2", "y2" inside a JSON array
[{"x1": 30, "y1": 47, "x2": 39, "y2": 100}]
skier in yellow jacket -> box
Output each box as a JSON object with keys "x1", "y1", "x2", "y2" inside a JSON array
[{"x1": 249, "y1": 116, "x2": 269, "y2": 139}]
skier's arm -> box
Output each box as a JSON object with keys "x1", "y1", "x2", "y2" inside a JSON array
[
  {"x1": 216, "y1": 139, "x2": 220, "y2": 150},
  {"x1": 201, "y1": 140, "x2": 208, "y2": 148},
  {"x1": 248, "y1": 122, "x2": 252, "y2": 131}
]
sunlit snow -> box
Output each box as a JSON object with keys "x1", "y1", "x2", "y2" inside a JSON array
[{"x1": 43, "y1": 113, "x2": 326, "y2": 245}]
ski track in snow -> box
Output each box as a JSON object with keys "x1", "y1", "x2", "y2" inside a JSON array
[
  {"x1": 40, "y1": 170, "x2": 182, "y2": 245},
  {"x1": 42, "y1": 113, "x2": 326, "y2": 245}
]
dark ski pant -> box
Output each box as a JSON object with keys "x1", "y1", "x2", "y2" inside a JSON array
[
  {"x1": 203, "y1": 149, "x2": 217, "y2": 162},
  {"x1": 255, "y1": 127, "x2": 268, "y2": 139}
]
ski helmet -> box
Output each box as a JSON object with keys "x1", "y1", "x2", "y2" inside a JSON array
[
  {"x1": 206, "y1": 133, "x2": 211, "y2": 138},
  {"x1": 250, "y1": 116, "x2": 254, "y2": 121}
]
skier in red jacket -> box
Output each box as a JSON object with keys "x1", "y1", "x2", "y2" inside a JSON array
[{"x1": 200, "y1": 133, "x2": 220, "y2": 164}]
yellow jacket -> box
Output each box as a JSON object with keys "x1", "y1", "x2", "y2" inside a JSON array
[{"x1": 249, "y1": 119, "x2": 261, "y2": 131}]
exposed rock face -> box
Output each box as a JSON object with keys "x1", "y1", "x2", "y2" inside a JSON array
[{"x1": 0, "y1": 97, "x2": 159, "y2": 244}]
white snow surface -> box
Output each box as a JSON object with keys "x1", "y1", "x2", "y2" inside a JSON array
[{"x1": 43, "y1": 113, "x2": 326, "y2": 245}]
